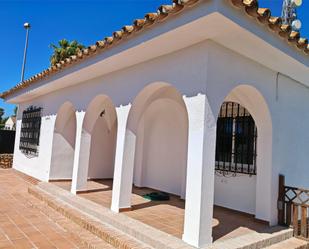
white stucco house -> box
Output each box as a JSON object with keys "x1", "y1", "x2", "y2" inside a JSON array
[
  {"x1": 1, "y1": 0, "x2": 308, "y2": 247},
  {"x1": 4, "y1": 116, "x2": 16, "y2": 130}
]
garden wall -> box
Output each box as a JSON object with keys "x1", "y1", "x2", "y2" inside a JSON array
[{"x1": 0, "y1": 154, "x2": 13, "y2": 168}]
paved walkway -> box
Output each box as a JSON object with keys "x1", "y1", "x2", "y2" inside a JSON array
[
  {"x1": 0, "y1": 170, "x2": 299, "y2": 249},
  {"x1": 0, "y1": 169, "x2": 86, "y2": 249}
]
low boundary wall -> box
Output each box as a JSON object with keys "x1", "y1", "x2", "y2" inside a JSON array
[{"x1": 0, "y1": 154, "x2": 13, "y2": 168}]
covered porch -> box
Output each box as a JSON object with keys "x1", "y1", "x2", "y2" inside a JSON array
[
  {"x1": 46, "y1": 81, "x2": 276, "y2": 248},
  {"x1": 53, "y1": 179, "x2": 282, "y2": 243}
]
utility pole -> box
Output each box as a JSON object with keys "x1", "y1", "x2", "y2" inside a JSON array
[
  {"x1": 21, "y1": 22, "x2": 31, "y2": 82},
  {"x1": 281, "y1": 0, "x2": 302, "y2": 31}
]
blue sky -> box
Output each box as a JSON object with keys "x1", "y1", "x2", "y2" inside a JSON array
[{"x1": 0, "y1": 0, "x2": 308, "y2": 117}]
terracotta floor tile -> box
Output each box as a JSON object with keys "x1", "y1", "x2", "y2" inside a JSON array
[
  {"x1": 0, "y1": 231, "x2": 7, "y2": 242},
  {"x1": 0, "y1": 169, "x2": 285, "y2": 248},
  {"x1": 52, "y1": 239, "x2": 77, "y2": 249},
  {"x1": 12, "y1": 238, "x2": 34, "y2": 249},
  {"x1": 0, "y1": 240, "x2": 13, "y2": 248},
  {"x1": 33, "y1": 240, "x2": 57, "y2": 249},
  {"x1": 55, "y1": 179, "x2": 284, "y2": 242},
  {"x1": 0, "y1": 169, "x2": 86, "y2": 248}
]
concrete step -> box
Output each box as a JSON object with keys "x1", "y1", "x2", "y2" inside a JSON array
[
  {"x1": 28, "y1": 184, "x2": 168, "y2": 249},
  {"x1": 262, "y1": 237, "x2": 309, "y2": 249},
  {"x1": 210, "y1": 228, "x2": 294, "y2": 249},
  {"x1": 29, "y1": 182, "x2": 296, "y2": 249},
  {"x1": 27, "y1": 194, "x2": 114, "y2": 249},
  {"x1": 29, "y1": 182, "x2": 195, "y2": 249}
]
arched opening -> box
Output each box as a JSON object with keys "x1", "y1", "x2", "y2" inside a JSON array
[
  {"x1": 73, "y1": 95, "x2": 118, "y2": 192},
  {"x1": 109, "y1": 82, "x2": 190, "y2": 237},
  {"x1": 50, "y1": 102, "x2": 77, "y2": 180},
  {"x1": 127, "y1": 82, "x2": 189, "y2": 198},
  {"x1": 214, "y1": 101, "x2": 258, "y2": 214},
  {"x1": 212, "y1": 84, "x2": 273, "y2": 240}
]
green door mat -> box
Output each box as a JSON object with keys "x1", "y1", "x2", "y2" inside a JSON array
[{"x1": 143, "y1": 192, "x2": 170, "y2": 201}]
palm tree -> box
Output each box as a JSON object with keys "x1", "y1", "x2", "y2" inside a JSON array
[{"x1": 50, "y1": 39, "x2": 85, "y2": 66}]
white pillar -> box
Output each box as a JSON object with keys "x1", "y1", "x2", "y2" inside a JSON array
[
  {"x1": 132, "y1": 121, "x2": 145, "y2": 187},
  {"x1": 45, "y1": 115, "x2": 57, "y2": 181},
  {"x1": 255, "y1": 122, "x2": 275, "y2": 225},
  {"x1": 182, "y1": 94, "x2": 217, "y2": 248},
  {"x1": 71, "y1": 111, "x2": 85, "y2": 194},
  {"x1": 111, "y1": 104, "x2": 132, "y2": 212}
]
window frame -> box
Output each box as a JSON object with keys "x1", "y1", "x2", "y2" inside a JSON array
[
  {"x1": 215, "y1": 102, "x2": 257, "y2": 175},
  {"x1": 19, "y1": 106, "x2": 42, "y2": 157}
]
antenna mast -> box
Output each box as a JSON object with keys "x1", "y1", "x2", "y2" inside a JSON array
[{"x1": 281, "y1": 0, "x2": 302, "y2": 31}]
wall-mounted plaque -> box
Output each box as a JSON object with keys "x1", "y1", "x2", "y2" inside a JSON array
[{"x1": 20, "y1": 106, "x2": 42, "y2": 156}]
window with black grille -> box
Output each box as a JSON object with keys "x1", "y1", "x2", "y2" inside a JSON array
[
  {"x1": 20, "y1": 106, "x2": 42, "y2": 156},
  {"x1": 215, "y1": 102, "x2": 257, "y2": 175}
]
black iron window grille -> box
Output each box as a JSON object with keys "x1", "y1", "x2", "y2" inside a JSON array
[
  {"x1": 215, "y1": 102, "x2": 257, "y2": 175},
  {"x1": 20, "y1": 106, "x2": 42, "y2": 156}
]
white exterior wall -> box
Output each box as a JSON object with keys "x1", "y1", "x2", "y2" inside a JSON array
[
  {"x1": 133, "y1": 98, "x2": 188, "y2": 196},
  {"x1": 205, "y1": 42, "x2": 309, "y2": 223},
  {"x1": 87, "y1": 117, "x2": 117, "y2": 179},
  {"x1": 49, "y1": 103, "x2": 76, "y2": 180},
  {"x1": 13, "y1": 113, "x2": 56, "y2": 181},
  {"x1": 12, "y1": 40, "x2": 309, "y2": 225},
  {"x1": 214, "y1": 174, "x2": 256, "y2": 214},
  {"x1": 13, "y1": 40, "x2": 209, "y2": 182},
  {"x1": 273, "y1": 74, "x2": 309, "y2": 189}
]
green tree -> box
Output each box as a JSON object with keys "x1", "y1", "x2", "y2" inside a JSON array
[
  {"x1": 0, "y1": 109, "x2": 5, "y2": 130},
  {"x1": 13, "y1": 106, "x2": 18, "y2": 116},
  {"x1": 1, "y1": 117, "x2": 8, "y2": 124},
  {"x1": 0, "y1": 108, "x2": 4, "y2": 121},
  {"x1": 50, "y1": 39, "x2": 85, "y2": 66}
]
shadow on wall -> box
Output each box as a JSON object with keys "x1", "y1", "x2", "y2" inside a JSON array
[
  {"x1": 49, "y1": 102, "x2": 77, "y2": 180},
  {"x1": 73, "y1": 94, "x2": 118, "y2": 192},
  {"x1": 126, "y1": 82, "x2": 189, "y2": 197}
]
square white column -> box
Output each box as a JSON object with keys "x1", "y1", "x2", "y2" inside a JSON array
[
  {"x1": 111, "y1": 104, "x2": 132, "y2": 212},
  {"x1": 183, "y1": 94, "x2": 217, "y2": 248},
  {"x1": 71, "y1": 111, "x2": 85, "y2": 194}
]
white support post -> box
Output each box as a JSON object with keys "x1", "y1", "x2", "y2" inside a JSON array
[
  {"x1": 45, "y1": 115, "x2": 57, "y2": 181},
  {"x1": 111, "y1": 104, "x2": 132, "y2": 212},
  {"x1": 182, "y1": 94, "x2": 217, "y2": 248},
  {"x1": 71, "y1": 111, "x2": 85, "y2": 194}
]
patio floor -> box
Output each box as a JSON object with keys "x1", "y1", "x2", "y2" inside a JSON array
[
  {"x1": 54, "y1": 179, "x2": 283, "y2": 243},
  {"x1": 0, "y1": 169, "x2": 87, "y2": 249}
]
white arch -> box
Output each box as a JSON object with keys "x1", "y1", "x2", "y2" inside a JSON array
[
  {"x1": 72, "y1": 95, "x2": 118, "y2": 191},
  {"x1": 127, "y1": 82, "x2": 187, "y2": 132},
  {"x1": 112, "y1": 82, "x2": 189, "y2": 210},
  {"x1": 49, "y1": 102, "x2": 77, "y2": 180},
  {"x1": 221, "y1": 84, "x2": 274, "y2": 224},
  {"x1": 183, "y1": 85, "x2": 273, "y2": 247},
  {"x1": 83, "y1": 95, "x2": 118, "y2": 134}
]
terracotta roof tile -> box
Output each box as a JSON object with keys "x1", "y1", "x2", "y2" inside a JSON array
[
  {"x1": 257, "y1": 8, "x2": 270, "y2": 23},
  {"x1": 122, "y1": 25, "x2": 134, "y2": 34},
  {"x1": 232, "y1": 0, "x2": 308, "y2": 53},
  {"x1": 297, "y1": 38, "x2": 308, "y2": 49},
  {"x1": 1, "y1": 0, "x2": 308, "y2": 99}
]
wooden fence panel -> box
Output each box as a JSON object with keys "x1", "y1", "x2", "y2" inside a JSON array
[
  {"x1": 293, "y1": 204, "x2": 298, "y2": 236},
  {"x1": 301, "y1": 206, "x2": 307, "y2": 238},
  {"x1": 278, "y1": 174, "x2": 285, "y2": 225},
  {"x1": 281, "y1": 175, "x2": 309, "y2": 240},
  {"x1": 286, "y1": 202, "x2": 292, "y2": 226}
]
